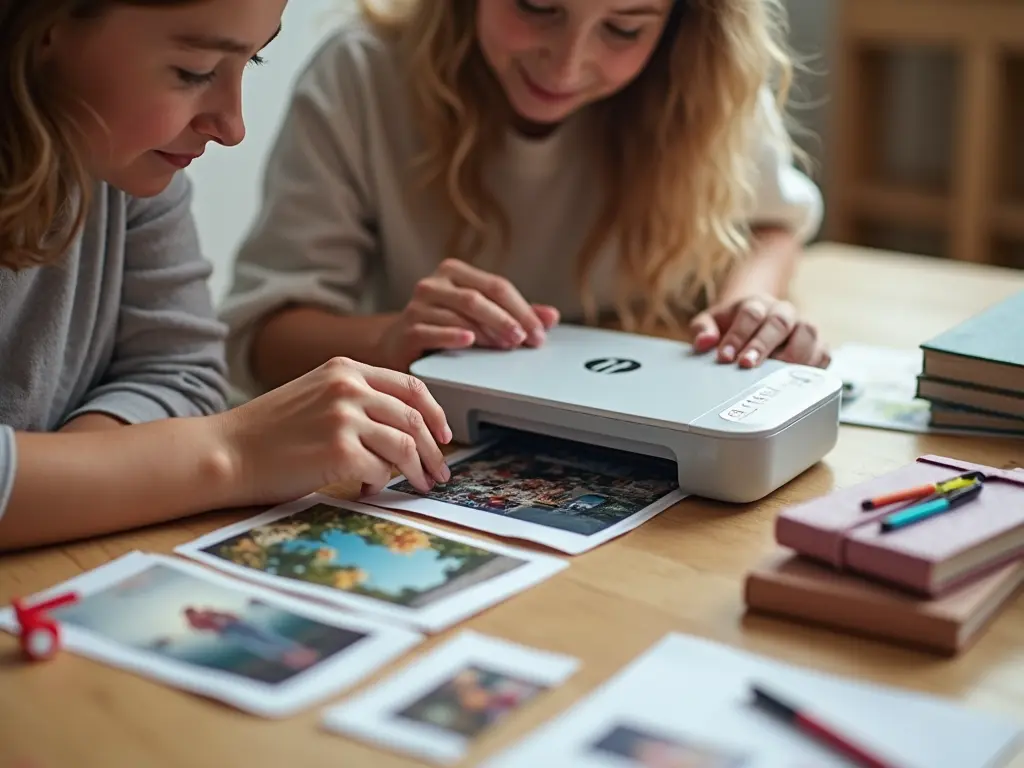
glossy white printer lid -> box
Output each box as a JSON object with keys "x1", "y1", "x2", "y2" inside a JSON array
[{"x1": 410, "y1": 325, "x2": 839, "y2": 433}]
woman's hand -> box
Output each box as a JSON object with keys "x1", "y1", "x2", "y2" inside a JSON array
[
  {"x1": 689, "y1": 294, "x2": 829, "y2": 368},
  {"x1": 379, "y1": 258, "x2": 560, "y2": 371},
  {"x1": 214, "y1": 357, "x2": 453, "y2": 505}
]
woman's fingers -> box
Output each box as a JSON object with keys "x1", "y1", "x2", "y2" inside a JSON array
[
  {"x1": 359, "y1": 387, "x2": 450, "y2": 486},
  {"x1": 735, "y1": 301, "x2": 799, "y2": 368},
  {"x1": 772, "y1": 322, "x2": 821, "y2": 366},
  {"x1": 716, "y1": 297, "x2": 770, "y2": 363},
  {"x1": 358, "y1": 420, "x2": 435, "y2": 493},
  {"x1": 335, "y1": 433, "x2": 394, "y2": 496},
  {"x1": 437, "y1": 259, "x2": 547, "y2": 345},
  {"x1": 532, "y1": 304, "x2": 561, "y2": 330},
  {"x1": 410, "y1": 305, "x2": 478, "y2": 333},
  {"x1": 405, "y1": 324, "x2": 476, "y2": 359},
  {"x1": 413, "y1": 277, "x2": 519, "y2": 347},
  {"x1": 354, "y1": 362, "x2": 452, "y2": 447}
]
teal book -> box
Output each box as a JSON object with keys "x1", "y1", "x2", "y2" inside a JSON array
[{"x1": 920, "y1": 290, "x2": 1024, "y2": 395}]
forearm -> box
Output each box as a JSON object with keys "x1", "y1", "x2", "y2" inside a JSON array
[
  {"x1": 59, "y1": 414, "x2": 126, "y2": 432},
  {"x1": 719, "y1": 226, "x2": 801, "y2": 304},
  {"x1": 0, "y1": 418, "x2": 235, "y2": 552},
  {"x1": 252, "y1": 306, "x2": 398, "y2": 390}
]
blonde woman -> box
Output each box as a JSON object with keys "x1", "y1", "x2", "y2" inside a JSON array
[
  {"x1": 223, "y1": 0, "x2": 828, "y2": 396},
  {"x1": 0, "y1": 0, "x2": 451, "y2": 552}
]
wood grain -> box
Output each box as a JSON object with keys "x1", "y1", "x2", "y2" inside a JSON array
[{"x1": 2, "y1": 243, "x2": 1023, "y2": 768}]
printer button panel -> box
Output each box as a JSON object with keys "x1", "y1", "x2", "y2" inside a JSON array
[{"x1": 717, "y1": 366, "x2": 837, "y2": 429}]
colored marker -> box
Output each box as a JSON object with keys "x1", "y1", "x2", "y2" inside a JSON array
[
  {"x1": 750, "y1": 684, "x2": 898, "y2": 768},
  {"x1": 860, "y1": 471, "x2": 984, "y2": 510},
  {"x1": 880, "y1": 480, "x2": 983, "y2": 532}
]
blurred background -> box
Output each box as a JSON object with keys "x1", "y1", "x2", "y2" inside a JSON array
[{"x1": 187, "y1": 0, "x2": 1024, "y2": 305}]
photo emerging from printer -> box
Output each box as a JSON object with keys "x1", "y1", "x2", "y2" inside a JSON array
[{"x1": 389, "y1": 431, "x2": 679, "y2": 535}]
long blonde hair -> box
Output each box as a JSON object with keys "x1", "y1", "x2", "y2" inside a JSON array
[
  {"x1": 360, "y1": 0, "x2": 800, "y2": 331},
  {"x1": 0, "y1": 0, "x2": 199, "y2": 271}
]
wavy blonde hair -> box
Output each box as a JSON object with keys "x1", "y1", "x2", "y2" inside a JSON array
[
  {"x1": 360, "y1": 0, "x2": 801, "y2": 331},
  {"x1": 0, "y1": 0, "x2": 199, "y2": 271}
]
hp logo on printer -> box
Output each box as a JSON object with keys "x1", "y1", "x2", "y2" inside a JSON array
[{"x1": 584, "y1": 357, "x2": 641, "y2": 374}]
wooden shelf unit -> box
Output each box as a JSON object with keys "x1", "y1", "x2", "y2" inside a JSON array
[{"x1": 825, "y1": 0, "x2": 1024, "y2": 266}]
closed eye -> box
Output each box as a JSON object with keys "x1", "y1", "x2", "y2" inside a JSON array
[
  {"x1": 175, "y1": 54, "x2": 266, "y2": 87},
  {"x1": 516, "y1": 0, "x2": 556, "y2": 14},
  {"x1": 606, "y1": 24, "x2": 641, "y2": 40}
]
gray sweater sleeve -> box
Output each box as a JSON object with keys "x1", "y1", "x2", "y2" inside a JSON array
[
  {"x1": 0, "y1": 426, "x2": 14, "y2": 519},
  {"x1": 64, "y1": 174, "x2": 230, "y2": 425}
]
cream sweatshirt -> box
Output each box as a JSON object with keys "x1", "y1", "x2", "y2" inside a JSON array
[{"x1": 221, "y1": 21, "x2": 823, "y2": 395}]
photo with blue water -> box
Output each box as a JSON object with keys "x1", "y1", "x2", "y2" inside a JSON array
[{"x1": 200, "y1": 504, "x2": 526, "y2": 608}]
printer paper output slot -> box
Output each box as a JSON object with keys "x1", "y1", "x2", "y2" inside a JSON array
[{"x1": 469, "y1": 410, "x2": 679, "y2": 465}]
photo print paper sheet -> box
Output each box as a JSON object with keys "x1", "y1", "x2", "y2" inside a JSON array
[
  {"x1": 321, "y1": 629, "x2": 580, "y2": 765},
  {"x1": 481, "y1": 633, "x2": 1024, "y2": 768},
  {"x1": 361, "y1": 430, "x2": 688, "y2": 554},
  {"x1": 0, "y1": 552, "x2": 423, "y2": 718},
  {"x1": 175, "y1": 494, "x2": 568, "y2": 633}
]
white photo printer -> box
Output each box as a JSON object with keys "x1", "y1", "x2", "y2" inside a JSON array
[{"x1": 410, "y1": 325, "x2": 842, "y2": 503}]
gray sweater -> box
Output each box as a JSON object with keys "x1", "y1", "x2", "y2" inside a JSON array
[{"x1": 0, "y1": 172, "x2": 229, "y2": 520}]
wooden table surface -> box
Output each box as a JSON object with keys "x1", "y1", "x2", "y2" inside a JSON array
[{"x1": 2, "y1": 242, "x2": 1024, "y2": 768}]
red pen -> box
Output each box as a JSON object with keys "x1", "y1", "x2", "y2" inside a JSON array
[{"x1": 751, "y1": 684, "x2": 899, "y2": 768}]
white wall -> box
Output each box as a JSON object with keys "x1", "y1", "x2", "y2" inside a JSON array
[{"x1": 187, "y1": 0, "x2": 350, "y2": 304}]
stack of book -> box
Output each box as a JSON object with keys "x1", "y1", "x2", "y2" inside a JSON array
[
  {"x1": 743, "y1": 455, "x2": 1024, "y2": 655},
  {"x1": 916, "y1": 290, "x2": 1024, "y2": 434}
]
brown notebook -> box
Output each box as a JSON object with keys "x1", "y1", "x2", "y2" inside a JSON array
[{"x1": 744, "y1": 551, "x2": 1024, "y2": 656}]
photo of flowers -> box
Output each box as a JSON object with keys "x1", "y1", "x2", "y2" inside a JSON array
[{"x1": 197, "y1": 502, "x2": 526, "y2": 609}]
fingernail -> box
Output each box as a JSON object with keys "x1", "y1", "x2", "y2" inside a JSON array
[
  {"x1": 443, "y1": 425, "x2": 453, "y2": 443},
  {"x1": 720, "y1": 345, "x2": 736, "y2": 362},
  {"x1": 528, "y1": 327, "x2": 546, "y2": 346},
  {"x1": 507, "y1": 326, "x2": 527, "y2": 344},
  {"x1": 440, "y1": 463, "x2": 451, "y2": 482},
  {"x1": 742, "y1": 349, "x2": 759, "y2": 366}
]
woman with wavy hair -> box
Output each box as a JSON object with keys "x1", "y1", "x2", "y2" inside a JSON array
[
  {"x1": 0, "y1": 0, "x2": 452, "y2": 552},
  {"x1": 223, "y1": 0, "x2": 827, "y2": 395}
]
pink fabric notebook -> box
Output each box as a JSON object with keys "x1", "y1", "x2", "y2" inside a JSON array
[{"x1": 775, "y1": 455, "x2": 1024, "y2": 596}]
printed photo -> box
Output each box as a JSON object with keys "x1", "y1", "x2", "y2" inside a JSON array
[
  {"x1": 363, "y1": 431, "x2": 688, "y2": 554},
  {"x1": 0, "y1": 552, "x2": 425, "y2": 718},
  {"x1": 197, "y1": 502, "x2": 526, "y2": 609},
  {"x1": 321, "y1": 630, "x2": 580, "y2": 765},
  {"x1": 387, "y1": 432, "x2": 679, "y2": 537},
  {"x1": 50, "y1": 562, "x2": 368, "y2": 685},
  {"x1": 176, "y1": 496, "x2": 569, "y2": 633},
  {"x1": 393, "y1": 664, "x2": 547, "y2": 739},
  {"x1": 589, "y1": 723, "x2": 748, "y2": 768}
]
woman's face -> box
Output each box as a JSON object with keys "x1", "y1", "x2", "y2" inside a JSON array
[
  {"x1": 476, "y1": 0, "x2": 672, "y2": 129},
  {"x1": 42, "y1": 0, "x2": 287, "y2": 197}
]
